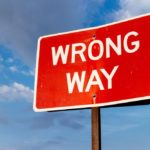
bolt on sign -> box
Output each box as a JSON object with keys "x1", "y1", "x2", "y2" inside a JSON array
[{"x1": 33, "y1": 14, "x2": 150, "y2": 112}]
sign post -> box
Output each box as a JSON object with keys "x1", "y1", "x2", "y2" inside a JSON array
[{"x1": 92, "y1": 107, "x2": 101, "y2": 150}]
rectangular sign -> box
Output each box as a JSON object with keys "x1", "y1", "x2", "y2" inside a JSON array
[{"x1": 34, "y1": 14, "x2": 150, "y2": 112}]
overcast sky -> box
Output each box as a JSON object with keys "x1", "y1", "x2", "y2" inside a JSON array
[{"x1": 0, "y1": 0, "x2": 150, "y2": 150}]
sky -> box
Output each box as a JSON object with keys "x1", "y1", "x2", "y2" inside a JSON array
[{"x1": 0, "y1": 0, "x2": 150, "y2": 150}]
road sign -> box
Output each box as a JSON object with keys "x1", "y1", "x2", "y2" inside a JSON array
[{"x1": 34, "y1": 14, "x2": 150, "y2": 112}]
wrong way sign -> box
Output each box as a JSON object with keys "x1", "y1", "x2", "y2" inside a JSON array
[{"x1": 34, "y1": 14, "x2": 150, "y2": 112}]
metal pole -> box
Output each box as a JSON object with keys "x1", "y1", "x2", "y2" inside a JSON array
[{"x1": 92, "y1": 107, "x2": 101, "y2": 150}]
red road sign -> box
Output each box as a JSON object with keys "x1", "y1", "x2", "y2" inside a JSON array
[{"x1": 34, "y1": 14, "x2": 150, "y2": 112}]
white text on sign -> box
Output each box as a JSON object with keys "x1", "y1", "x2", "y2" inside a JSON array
[{"x1": 51, "y1": 31, "x2": 140, "y2": 94}]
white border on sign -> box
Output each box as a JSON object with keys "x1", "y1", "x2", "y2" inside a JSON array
[{"x1": 33, "y1": 13, "x2": 150, "y2": 112}]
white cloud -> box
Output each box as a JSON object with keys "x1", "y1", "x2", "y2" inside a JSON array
[
  {"x1": 0, "y1": 82, "x2": 33, "y2": 102},
  {"x1": 9, "y1": 66, "x2": 18, "y2": 72},
  {"x1": 9, "y1": 65, "x2": 34, "y2": 76},
  {"x1": 114, "y1": 0, "x2": 150, "y2": 20},
  {"x1": 21, "y1": 70, "x2": 34, "y2": 77}
]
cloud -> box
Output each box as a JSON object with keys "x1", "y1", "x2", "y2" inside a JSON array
[
  {"x1": 9, "y1": 65, "x2": 34, "y2": 76},
  {"x1": 21, "y1": 70, "x2": 34, "y2": 76},
  {"x1": 28, "y1": 113, "x2": 57, "y2": 130},
  {"x1": 0, "y1": 0, "x2": 148, "y2": 69},
  {"x1": 9, "y1": 66, "x2": 18, "y2": 72},
  {"x1": 0, "y1": 0, "x2": 92, "y2": 68},
  {"x1": 29, "y1": 111, "x2": 86, "y2": 130},
  {"x1": 114, "y1": 0, "x2": 150, "y2": 20},
  {"x1": 0, "y1": 0, "x2": 106, "y2": 69},
  {"x1": 12, "y1": 110, "x2": 89, "y2": 150},
  {"x1": 0, "y1": 82, "x2": 33, "y2": 102},
  {"x1": 59, "y1": 114, "x2": 84, "y2": 130},
  {"x1": 18, "y1": 110, "x2": 89, "y2": 131}
]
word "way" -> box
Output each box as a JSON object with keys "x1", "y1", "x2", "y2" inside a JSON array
[{"x1": 66, "y1": 65, "x2": 119, "y2": 93}]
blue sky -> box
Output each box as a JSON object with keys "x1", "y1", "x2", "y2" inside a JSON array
[{"x1": 0, "y1": 0, "x2": 150, "y2": 150}]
